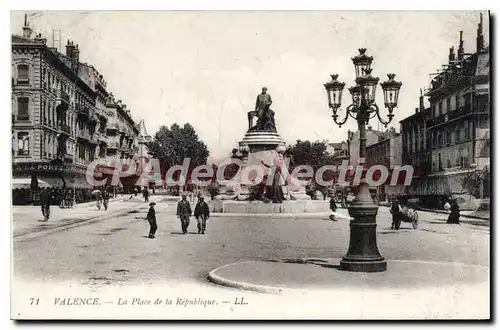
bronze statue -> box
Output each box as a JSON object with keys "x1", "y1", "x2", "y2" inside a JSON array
[{"x1": 248, "y1": 87, "x2": 277, "y2": 132}]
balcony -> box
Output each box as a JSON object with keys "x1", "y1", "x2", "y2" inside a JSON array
[
  {"x1": 107, "y1": 122, "x2": 119, "y2": 131},
  {"x1": 58, "y1": 124, "x2": 71, "y2": 136},
  {"x1": 89, "y1": 133, "x2": 99, "y2": 145},
  {"x1": 56, "y1": 89, "x2": 70, "y2": 106},
  {"x1": 426, "y1": 115, "x2": 446, "y2": 128},
  {"x1": 77, "y1": 130, "x2": 91, "y2": 141},
  {"x1": 448, "y1": 106, "x2": 469, "y2": 121},
  {"x1": 75, "y1": 104, "x2": 89, "y2": 117},
  {"x1": 107, "y1": 141, "x2": 120, "y2": 150}
]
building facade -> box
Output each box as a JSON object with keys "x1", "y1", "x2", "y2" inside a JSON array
[
  {"x1": 366, "y1": 128, "x2": 404, "y2": 200},
  {"x1": 11, "y1": 15, "x2": 149, "y2": 204},
  {"x1": 400, "y1": 14, "x2": 490, "y2": 209}
]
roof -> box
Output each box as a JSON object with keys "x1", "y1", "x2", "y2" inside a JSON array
[
  {"x1": 11, "y1": 35, "x2": 36, "y2": 44},
  {"x1": 328, "y1": 142, "x2": 343, "y2": 149}
]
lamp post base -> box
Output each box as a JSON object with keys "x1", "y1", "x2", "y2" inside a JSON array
[
  {"x1": 340, "y1": 184, "x2": 387, "y2": 273},
  {"x1": 340, "y1": 258, "x2": 387, "y2": 272}
]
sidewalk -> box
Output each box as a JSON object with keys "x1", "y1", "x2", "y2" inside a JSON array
[
  {"x1": 208, "y1": 258, "x2": 489, "y2": 294},
  {"x1": 12, "y1": 196, "x2": 162, "y2": 238}
]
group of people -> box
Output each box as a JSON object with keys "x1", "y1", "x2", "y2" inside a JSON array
[{"x1": 144, "y1": 193, "x2": 210, "y2": 239}]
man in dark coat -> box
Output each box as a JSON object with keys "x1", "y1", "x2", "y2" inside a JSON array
[
  {"x1": 194, "y1": 196, "x2": 210, "y2": 234},
  {"x1": 39, "y1": 188, "x2": 51, "y2": 221},
  {"x1": 177, "y1": 193, "x2": 192, "y2": 234},
  {"x1": 145, "y1": 202, "x2": 157, "y2": 239},
  {"x1": 390, "y1": 198, "x2": 401, "y2": 230},
  {"x1": 143, "y1": 188, "x2": 150, "y2": 203}
]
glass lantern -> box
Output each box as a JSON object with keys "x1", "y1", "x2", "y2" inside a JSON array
[
  {"x1": 380, "y1": 74, "x2": 402, "y2": 110},
  {"x1": 355, "y1": 69, "x2": 379, "y2": 104},
  {"x1": 324, "y1": 74, "x2": 345, "y2": 109},
  {"x1": 351, "y1": 48, "x2": 374, "y2": 79},
  {"x1": 348, "y1": 85, "x2": 361, "y2": 108}
]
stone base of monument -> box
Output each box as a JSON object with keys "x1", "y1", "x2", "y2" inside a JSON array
[{"x1": 212, "y1": 200, "x2": 330, "y2": 214}]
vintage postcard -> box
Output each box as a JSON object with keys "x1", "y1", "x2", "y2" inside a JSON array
[{"x1": 10, "y1": 10, "x2": 490, "y2": 320}]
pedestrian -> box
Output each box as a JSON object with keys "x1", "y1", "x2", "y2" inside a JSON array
[
  {"x1": 447, "y1": 199, "x2": 460, "y2": 224},
  {"x1": 145, "y1": 202, "x2": 157, "y2": 239},
  {"x1": 194, "y1": 196, "x2": 210, "y2": 234},
  {"x1": 143, "y1": 187, "x2": 149, "y2": 203},
  {"x1": 39, "y1": 188, "x2": 51, "y2": 221},
  {"x1": 102, "y1": 189, "x2": 110, "y2": 211},
  {"x1": 329, "y1": 197, "x2": 338, "y2": 221},
  {"x1": 390, "y1": 198, "x2": 401, "y2": 230},
  {"x1": 176, "y1": 193, "x2": 192, "y2": 234}
]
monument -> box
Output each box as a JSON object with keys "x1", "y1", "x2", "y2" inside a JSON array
[{"x1": 213, "y1": 88, "x2": 325, "y2": 213}]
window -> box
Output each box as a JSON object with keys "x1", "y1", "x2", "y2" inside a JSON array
[
  {"x1": 446, "y1": 98, "x2": 451, "y2": 113},
  {"x1": 17, "y1": 97, "x2": 29, "y2": 120},
  {"x1": 17, "y1": 64, "x2": 29, "y2": 85},
  {"x1": 455, "y1": 94, "x2": 460, "y2": 110},
  {"x1": 438, "y1": 102, "x2": 443, "y2": 116},
  {"x1": 480, "y1": 117, "x2": 489, "y2": 129},
  {"x1": 17, "y1": 132, "x2": 29, "y2": 155},
  {"x1": 464, "y1": 121, "x2": 469, "y2": 140}
]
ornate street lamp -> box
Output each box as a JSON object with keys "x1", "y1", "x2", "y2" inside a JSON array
[{"x1": 323, "y1": 48, "x2": 402, "y2": 272}]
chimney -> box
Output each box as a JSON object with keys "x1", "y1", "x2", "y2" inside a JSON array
[
  {"x1": 65, "y1": 40, "x2": 75, "y2": 58},
  {"x1": 419, "y1": 88, "x2": 425, "y2": 111},
  {"x1": 22, "y1": 14, "x2": 33, "y2": 39},
  {"x1": 477, "y1": 13, "x2": 484, "y2": 53},
  {"x1": 458, "y1": 31, "x2": 464, "y2": 61},
  {"x1": 74, "y1": 44, "x2": 80, "y2": 60},
  {"x1": 448, "y1": 46, "x2": 455, "y2": 65},
  {"x1": 415, "y1": 107, "x2": 419, "y2": 114},
  {"x1": 34, "y1": 33, "x2": 46, "y2": 44}
]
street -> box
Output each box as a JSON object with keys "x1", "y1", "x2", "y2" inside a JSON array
[{"x1": 13, "y1": 202, "x2": 489, "y2": 286}]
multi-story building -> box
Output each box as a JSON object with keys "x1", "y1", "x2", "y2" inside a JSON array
[
  {"x1": 366, "y1": 127, "x2": 404, "y2": 200},
  {"x1": 348, "y1": 126, "x2": 385, "y2": 166},
  {"x1": 401, "y1": 14, "x2": 490, "y2": 208},
  {"x1": 11, "y1": 15, "x2": 149, "y2": 203}
]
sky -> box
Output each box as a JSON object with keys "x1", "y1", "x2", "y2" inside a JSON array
[{"x1": 10, "y1": 10, "x2": 489, "y2": 161}]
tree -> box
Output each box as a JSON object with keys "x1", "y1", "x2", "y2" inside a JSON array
[
  {"x1": 147, "y1": 123, "x2": 210, "y2": 185},
  {"x1": 288, "y1": 140, "x2": 336, "y2": 196},
  {"x1": 461, "y1": 166, "x2": 490, "y2": 199}
]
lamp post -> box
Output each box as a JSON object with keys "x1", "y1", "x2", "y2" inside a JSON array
[{"x1": 324, "y1": 48, "x2": 402, "y2": 272}]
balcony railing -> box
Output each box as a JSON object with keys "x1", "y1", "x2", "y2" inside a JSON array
[
  {"x1": 426, "y1": 115, "x2": 446, "y2": 127},
  {"x1": 57, "y1": 89, "x2": 70, "y2": 104},
  {"x1": 75, "y1": 104, "x2": 89, "y2": 116},
  {"x1": 58, "y1": 124, "x2": 71, "y2": 135},
  {"x1": 107, "y1": 141, "x2": 120, "y2": 149},
  {"x1": 107, "y1": 122, "x2": 119, "y2": 131}
]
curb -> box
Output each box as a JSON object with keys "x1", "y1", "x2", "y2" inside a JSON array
[
  {"x1": 207, "y1": 259, "x2": 489, "y2": 295},
  {"x1": 207, "y1": 261, "x2": 284, "y2": 294},
  {"x1": 14, "y1": 204, "x2": 148, "y2": 241}
]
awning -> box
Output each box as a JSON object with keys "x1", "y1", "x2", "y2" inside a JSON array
[{"x1": 12, "y1": 178, "x2": 51, "y2": 189}]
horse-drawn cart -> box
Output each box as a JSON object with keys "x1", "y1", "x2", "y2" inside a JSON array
[{"x1": 392, "y1": 205, "x2": 419, "y2": 229}]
